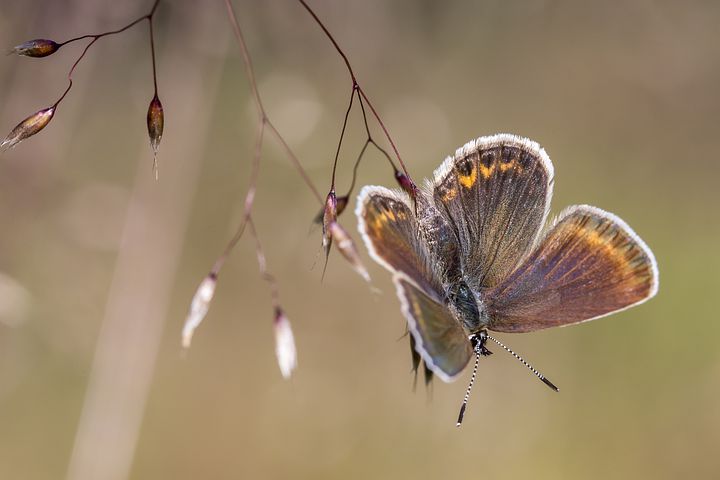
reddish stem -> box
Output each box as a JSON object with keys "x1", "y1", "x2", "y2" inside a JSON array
[
  {"x1": 296, "y1": 0, "x2": 412, "y2": 182},
  {"x1": 223, "y1": 0, "x2": 322, "y2": 204},
  {"x1": 53, "y1": 0, "x2": 162, "y2": 108},
  {"x1": 330, "y1": 85, "x2": 356, "y2": 189}
]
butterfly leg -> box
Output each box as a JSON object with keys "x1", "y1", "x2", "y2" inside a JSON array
[{"x1": 471, "y1": 330, "x2": 493, "y2": 357}]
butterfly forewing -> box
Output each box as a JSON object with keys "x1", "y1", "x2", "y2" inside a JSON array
[
  {"x1": 431, "y1": 134, "x2": 553, "y2": 289},
  {"x1": 485, "y1": 205, "x2": 658, "y2": 333},
  {"x1": 357, "y1": 186, "x2": 473, "y2": 380},
  {"x1": 357, "y1": 186, "x2": 445, "y2": 300}
]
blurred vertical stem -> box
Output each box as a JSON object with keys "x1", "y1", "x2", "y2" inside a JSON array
[{"x1": 64, "y1": 7, "x2": 227, "y2": 480}]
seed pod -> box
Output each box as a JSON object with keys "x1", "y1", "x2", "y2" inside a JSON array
[
  {"x1": 313, "y1": 194, "x2": 347, "y2": 225},
  {"x1": 181, "y1": 273, "x2": 217, "y2": 348},
  {"x1": 321, "y1": 190, "x2": 337, "y2": 256},
  {"x1": 146, "y1": 94, "x2": 164, "y2": 179},
  {"x1": 1, "y1": 106, "x2": 55, "y2": 153},
  {"x1": 11, "y1": 39, "x2": 60, "y2": 58},
  {"x1": 273, "y1": 307, "x2": 297, "y2": 379},
  {"x1": 394, "y1": 170, "x2": 417, "y2": 199},
  {"x1": 335, "y1": 195, "x2": 349, "y2": 217},
  {"x1": 328, "y1": 221, "x2": 370, "y2": 282}
]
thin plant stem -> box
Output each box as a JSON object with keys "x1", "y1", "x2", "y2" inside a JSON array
[
  {"x1": 247, "y1": 214, "x2": 280, "y2": 308},
  {"x1": 330, "y1": 90, "x2": 399, "y2": 204},
  {"x1": 208, "y1": 0, "x2": 324, "y2": 287},
  {"x1": 341, "y1": 139, "x2": 369, "y2": 199},
  {"x1": 57, "y1": 0, "x2": 161, "y2": 47},
  {"x1": 296, "y1": 0, "x2": 412, "y2": 182},
  {"x1": 223, "y1": 0, "x2": 322, "y2": 204},
  {"x1": 211, "y1": 120, "x2": 265, "y2": 276},
  {"x1": 330, "y1": 85, "x2": 356, "y2": 189},
  {"x1": 149, "y1": 16, "x2": 158, "y2": 94},
  {"x1": 357, "y1": 93, "x2": 398, "y2": 173},
  {"x1": 266, "y1": 122, "x2": 322, "y2": 203},
  {"x1": 357, "y1": 88, "x2": 407, "y2": 177},
  {"x1": 53, "y1": 0, "x2": 162, "y2": 108}
]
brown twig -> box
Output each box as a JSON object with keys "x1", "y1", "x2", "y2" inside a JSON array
[
  {"x1": 330, "y1": 85, "x2": 356, "y2": 189},
  {"x1": 53, "y1": 0, "x2": 161, "y2": 110},
  {"x1": 296, "y1": 0, "x2": 412, "y2": 183},
  {"x1": 333, "y1": 89, "x2": 401, "y2": 203},
  {"x1": 223, "y1": 0, "x2": 321, "y2": 203},
  {"x1": 212, "y1": 0, "x2": 323, "y2": 283},
  {"x1": 247, "y1": 214, "x2": 281, "y2": 308},
  {"x1": 210, "y1": 120, "x2": 265, "y2": 276}
]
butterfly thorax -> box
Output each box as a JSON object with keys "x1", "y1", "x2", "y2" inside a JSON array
[{"x1": 446, "y1": 279, "x2": 489, "y2": 333}]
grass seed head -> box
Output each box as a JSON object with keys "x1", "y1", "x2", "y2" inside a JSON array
[
  {"x1": 328, "y1": 221, "x2": 370, "y2": 282},
  {"x1": 321, "y1": 190, "x2": 338, "y2": 254},
  {"x1": 146, "y1": 94, "x2": 164, "y2": 179},
  {"x1": 11, "y1": 39, "x2": 60, "y2": 58},
  {"x1": 394, "y1": 170, "x2": 417, "y2": 199},
  {"x1": 274, "y1": 307, "x2": 297, "y2": 379},
  {"x1": 181, "y1": 273, "x2": 217, "y2": 349},
  {"x1": 1, "y1": 106, "x2": 55, "y2": 153}
]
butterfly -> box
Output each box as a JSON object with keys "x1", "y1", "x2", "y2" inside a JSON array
[{"x1": 355, "y1": 134, "x2": 658, "y2": 425}]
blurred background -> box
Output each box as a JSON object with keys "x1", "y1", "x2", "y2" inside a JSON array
[{"x1": 0, "y1": 0, "x2": 718, "y2": 479}]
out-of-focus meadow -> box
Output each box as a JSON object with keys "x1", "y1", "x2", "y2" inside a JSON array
[{"x1": 1, "y1": 1, "x2": 718, "y2": 479}]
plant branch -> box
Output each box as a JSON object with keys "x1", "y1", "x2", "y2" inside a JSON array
[
  {"x1": 223, "y1": 0, "x2": 322, "y2": 204},
  {"x1": 247, "y1": 214, "x2": 280, "y2": 307},
  {"x1": 330, "y1": 85, "x2": 356, "y2": 189},
  {"x1": 53, "y1": 0, "x2": 162, "y2": 108},
  {"x1": 211, "y1": 120, "x2": 265, "y2": 276},
  {"x1": 296, "y1": 0, "x2": 412, "y2": 183}
]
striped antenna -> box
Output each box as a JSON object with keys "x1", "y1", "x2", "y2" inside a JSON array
[
  {"x1": 486, "y1": 334, "x2": 559, "y2": 392},
  {"x1": 456, "y1": 352, "x2": 480, "y2": 427}
]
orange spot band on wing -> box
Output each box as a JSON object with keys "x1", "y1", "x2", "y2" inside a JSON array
[
  {"x1": 478, "y1": 163, "x2": 495, "y2": 179},
  {"x1": 458, "y1": 165, "x2": 478, "y2": 188},
  {"x1": 370, "y1": 209, "x2": 399, "y2": 231},
  {"x1": 442, "y1": 187, "x2": 458, "y2": 201},
  {"x1": 499, "y1": 159, "x2": 522, "y2": 172}
]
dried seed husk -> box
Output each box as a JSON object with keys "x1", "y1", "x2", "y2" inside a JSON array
[
  {"x1": 11, "y1": 39, "x2": 60, "y2": 58},
  {"x1": 0, "y1": 106, "x2": 55, "y2": 153},
  {"x1": 328, "y1": 221, "x2": 370, "y2": 282},
  {"x1": 274, "y1": 308, "x2": 297, "y2": 379}
]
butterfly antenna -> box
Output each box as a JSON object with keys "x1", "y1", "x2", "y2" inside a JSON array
[
  {"x1": 486, "y1": 335, "x2": 559, "y2": 392},
  {"x1": 456, "y1": 352, "x2": 480, "y2": 427}
]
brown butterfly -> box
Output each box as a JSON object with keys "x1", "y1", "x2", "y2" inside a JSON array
[{"x1": 356, "y1": 134, "x2": 658, "y2": 425}]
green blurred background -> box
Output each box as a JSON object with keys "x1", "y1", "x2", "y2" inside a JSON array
[{"x1": 1, "y1": 1, "x2": 718, "y2": 479}]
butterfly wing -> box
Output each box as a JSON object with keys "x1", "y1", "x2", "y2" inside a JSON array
[
  {"x1": 356, "y1": 186, "x2": 443, "y2": 299},
  {"x1": 485, "y1": 205, "x2": 659, "y2": 333},
  {"x1": 431, "y1": 134, "x2": 553, "y2": 288},
  {"x1": 356, "y1": 186, "x2": 472, "y2": 381},
  {"x1": 395, "y1": 273, "x2": 473, "y2": 381}
]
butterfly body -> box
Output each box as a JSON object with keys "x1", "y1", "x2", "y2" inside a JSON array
[
  {"x1": 357, "y1": 134, "x2": 658, "y2": 384},
  {"x1": 445, "y1": 280, "x2": 487, "y2": 333}
]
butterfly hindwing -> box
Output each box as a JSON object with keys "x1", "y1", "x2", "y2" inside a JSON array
[
  {"x1": 394, "y1": 273, "x2": 473, "y2": 381},
  {"x1": 431, "y1": 134, "x2": 553, "y2": 288},
  {"x1": 485, "y1": 205, "x2": 659, "y2": 333}
]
